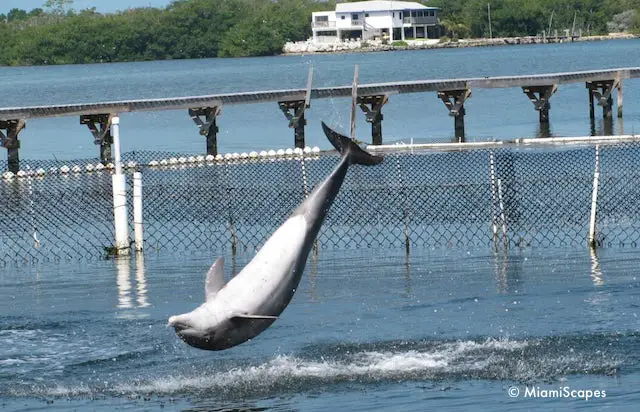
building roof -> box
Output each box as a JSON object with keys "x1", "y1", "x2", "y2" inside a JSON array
[{"x1": 335, "y1": 1, "x2": 436, "y2": 13}]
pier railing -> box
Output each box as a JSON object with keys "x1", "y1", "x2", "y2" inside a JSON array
[{"x1": 1, "y1": 136, "x2": 639, "y2": 265}]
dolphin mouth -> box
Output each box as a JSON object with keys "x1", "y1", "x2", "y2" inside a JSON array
[{"x1": 168, "y1": 320, "x2": 190, "y2": 333}]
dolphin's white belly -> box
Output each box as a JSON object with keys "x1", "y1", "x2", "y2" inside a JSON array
[{"x1": 221, "y1": 215, "x2": 308, "y2": 312}]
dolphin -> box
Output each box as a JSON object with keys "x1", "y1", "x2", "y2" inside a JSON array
[{"x1": 168, "y1": 122, "x2": 383, "y2": 350}]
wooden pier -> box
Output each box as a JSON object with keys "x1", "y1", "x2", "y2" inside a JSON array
[{"x1": 1, "y1": 67, "x2": 639, "y2": 173}]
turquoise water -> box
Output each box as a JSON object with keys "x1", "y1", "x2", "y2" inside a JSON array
[
  {"x1": 1, "y1": 41, "x2": 640, "y2": 411},
  {"x1": 1, "y1": 248, "x2": 639, "y2": 411}
]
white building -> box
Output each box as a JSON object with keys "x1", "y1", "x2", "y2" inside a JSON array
[{"x1": 311, "y1": 1, "x2": 440, "y2": 44}]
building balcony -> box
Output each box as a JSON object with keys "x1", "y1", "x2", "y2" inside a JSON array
[
  {"x1": 312, "y1": 21, "x2": 336, "y2": 28},
  {"x1": 403, "y1": 16, "x2": 438, "y2": 25}
]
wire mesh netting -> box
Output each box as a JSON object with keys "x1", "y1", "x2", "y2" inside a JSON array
[{"x1": 2, "y1": 140, "x2": 640, "y2": 265}]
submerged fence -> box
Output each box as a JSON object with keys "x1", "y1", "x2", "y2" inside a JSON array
[{"x1": 1, "y1": 139, "x2": 640, "y2": 265}]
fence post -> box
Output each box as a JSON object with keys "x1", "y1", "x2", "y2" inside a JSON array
[
  {"x1": 589, "y1": 145, "x2": 601, "y2": 248},
  {"x1": 496, "y1": 178, "x2": 508, "y2": 250},
  {"x1": 111, "y1": 116, "x2": 130, "y2": 255},
  {"x1": 489, "y1": 151, "x2": 498, "y2": 241},
  {"x1": 133, "y1": 171, "x2": 144, "y2": 253}
]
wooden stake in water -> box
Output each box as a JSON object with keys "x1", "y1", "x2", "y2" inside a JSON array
[
  {"x1": 350, "y1": 65, "x2": 359, "y2": 140},
  {"x1": 305, "y1": 65, "x2": 313, "y2": 109}
]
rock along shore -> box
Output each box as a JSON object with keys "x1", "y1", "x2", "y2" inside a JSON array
[{"x1": 283, "y1": 33, "x2": 638, "y2": 55}]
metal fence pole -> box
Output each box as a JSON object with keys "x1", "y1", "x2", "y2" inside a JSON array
[
  {"x1": 496, "y1": 178, "x2": 508, "y2": 250},
  {"x1": 588, "y1": 145, "x2": 601, "y2": 248},
  {"x1": 133, "y1": 171, "x2": 144, "y2": 252},
  {"x1": 111, "y1": 116, "x2": 130, "y2": 255},
  {"x1": 489, "y1": 151, "x2": 499, "y2": 241}
]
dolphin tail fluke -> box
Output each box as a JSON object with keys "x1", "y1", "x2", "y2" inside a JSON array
[{"x1": 321, "y1": 122, "x2": 383, "y2": 166}]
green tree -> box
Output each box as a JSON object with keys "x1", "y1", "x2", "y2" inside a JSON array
[
  {"x1": 7, "y1": 8, "x2": 28, "y2": 22},
  {"x1": 43, "y1": 0, "x2": 74, "y2": 14}
]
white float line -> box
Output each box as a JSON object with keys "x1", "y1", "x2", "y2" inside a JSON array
[
  {"x1": 367, "y1": 135, "x2": 640, "y2": 153},
  {"x1": 1, "y1": 147, "x2": 323, "y2": 180}
]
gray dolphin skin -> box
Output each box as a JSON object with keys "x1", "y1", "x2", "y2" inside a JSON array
[{"x1": 168, "y1": 122, "x2": 383, "y2": 351}]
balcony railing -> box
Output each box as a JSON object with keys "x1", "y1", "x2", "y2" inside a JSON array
[
  {"x1": 312, "y1": 21, "x2": 336, "y2": 28},
  {"x1": 403, "y1": 16, "x2": 438, "y2": 25},
  {"x1": 352, "y1": 20, "x2": 363, "y2": 26}
]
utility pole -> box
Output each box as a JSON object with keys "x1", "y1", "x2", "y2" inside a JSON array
[{"x1": 488, "y1": 3, "x2": 493, "y2": 39}]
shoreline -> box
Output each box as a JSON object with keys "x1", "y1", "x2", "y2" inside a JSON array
[{"x1": 283, "y1": 33, "x2": 639, "y2": 55}]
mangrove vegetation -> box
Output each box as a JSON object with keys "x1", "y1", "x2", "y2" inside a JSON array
[{"x1": 0, "y1": 0, "x2": 639, "y2": 65}]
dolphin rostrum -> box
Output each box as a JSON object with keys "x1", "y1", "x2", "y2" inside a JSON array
[{"x1": 168, "y1": 122, "x2": 383, "y2": 350}]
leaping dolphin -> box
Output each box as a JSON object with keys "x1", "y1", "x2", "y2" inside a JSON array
[{"x1": 168, "y1": 122, "x2": 383, "y2": 350}]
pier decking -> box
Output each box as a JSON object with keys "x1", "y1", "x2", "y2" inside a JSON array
[{"x1": 1, "y1": 67, "x2": 638, "y2": 172}]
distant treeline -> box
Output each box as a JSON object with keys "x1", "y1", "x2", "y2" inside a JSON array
[
  {"x1": 1, "y1": 0, "x2": 639, "y2": 66},
  {"x1": 429, "y1": 0, "x2": 640, "y2": 39}
]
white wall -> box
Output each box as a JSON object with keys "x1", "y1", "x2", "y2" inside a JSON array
[{"x1": 362, "y1": 11, "x2": 393, "y2": 29}]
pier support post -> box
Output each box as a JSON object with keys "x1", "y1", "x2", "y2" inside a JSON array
[
  {"x1": 278, "y1": 67, "x2": 313, "y2": 149},
  {"x1": 522, "y1": 85, "x2": 557, "y2": 124},
  {"x1": 586, "y1": 79, "x2": 619, "y2": 120},
  {"x1": 617, "y1": 77, "x2": 623, "y2": 118},
  {"x1": 279, "y1": 100, "x2": 308, "y2": 149},
  {"x1": 438, "y1": 89, "x2": 471, "y2": 142},
  {"x1": 0, "y1": 119, "x2": 25, "y2": 173},
  {"x1": 111, "y1": 116, "x2": 130, "y2": 256},
  {"x1": 81, "y1": 114, "x2": 114, "y2": 165},
  {"x1": 189, "y1": 105, "x2": 222, "y2": 156},
  {"x1": 358, "y1": 95, "x2": 389, "y2": 145}
]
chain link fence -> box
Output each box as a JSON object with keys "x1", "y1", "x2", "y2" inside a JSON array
[{"x1": 1, "y1": 140, "x2": 640, "y2": 265}]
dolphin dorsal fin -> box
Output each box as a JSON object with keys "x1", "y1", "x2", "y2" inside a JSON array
[{"x1": 205, "y1": 257, "x2": 225, "y2": 301}]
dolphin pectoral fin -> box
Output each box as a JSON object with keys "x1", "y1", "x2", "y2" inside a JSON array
[
  {"x1": 231, "y1": 313, "x2": 279, "y2": 320},
  {"x1": 205, "y1": 257, "x2": 226, "y2": 301}
]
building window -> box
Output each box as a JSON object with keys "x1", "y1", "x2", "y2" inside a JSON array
[
  {"x1": 399, "y1": 12, "x2": 403, "y2": 20},
  {"x1": 341, "y1": 15, "x2": 345, "y2": 20},
  {"x1": 352, "y1": 13, "x2": 359, "y2": 20},
  {"x1": 365, "y1": 13, "x2": 369, "y2": 17}
]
